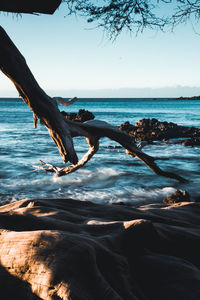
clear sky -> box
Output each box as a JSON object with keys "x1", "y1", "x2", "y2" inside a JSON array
[{"x1": 1, "y1": 3, "x2": 200, "y2": 97}]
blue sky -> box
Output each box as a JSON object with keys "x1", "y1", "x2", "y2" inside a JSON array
[{"x1": 1, "y1": 3, "x2": 200, "y2": 97}]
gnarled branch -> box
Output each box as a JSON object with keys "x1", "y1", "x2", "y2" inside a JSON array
[
  {"x1": 0, "y1": 26, "x2": 78, "y2": 165},
  {"x1": 34, "y1": 118, "x2": 187, "y2": 183},
  {"x1": 53, "y1": 96, "x2": 78, "y2": 107}
]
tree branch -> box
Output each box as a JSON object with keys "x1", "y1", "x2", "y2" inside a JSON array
[
  {"x1": 53, "y1": 96, "x2": 78, "y2": 107},
  {"x1": 0, "y1": 26, "x2": 78, "y2": 165},
  {"x1": 34, "y1": 119, "x2": 187, "y2": 182}
]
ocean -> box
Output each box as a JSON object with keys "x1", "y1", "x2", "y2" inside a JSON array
[{"x1": 0, "y1": 98, "x2": 200, "y2": 206}]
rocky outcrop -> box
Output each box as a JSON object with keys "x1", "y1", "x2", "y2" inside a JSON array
[
  {"x1": 60, "y1": 110, "x2": 200, "y2": 146},
  {"x1": 163, "y1": 190, "x2": 190, "y2": 204},
  {"x1": 119, "y1": 118, "x2": 200, "y2": 143},
  {"x1": 181, "y1": 137, "x2": 200, "y2": 147},
  {"x1": 0, "y1": 198, "x2": 200, "y2": 299},
  {"x1": 118, "y1": 121, "x2": 136, "y2": 133},
  {"x1": 61, "y1": 109, "x2": 95, "y2": 122}
]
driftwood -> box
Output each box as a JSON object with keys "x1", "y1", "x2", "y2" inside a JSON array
[{"x1": 0, "y1": 26, "x2": 187, "y2": 182}]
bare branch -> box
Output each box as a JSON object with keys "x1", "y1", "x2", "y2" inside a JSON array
[
  {"x1": 33, "y1": 160, "x2": 62, "y2": 174},
  {"x1": 172, "y1": 0, "x2": 200, "y2": 28},
  {"x1": 34, "y1": 136, "x2": 99, "y2": 176},
  {"x1": 34, "y1": 118, "x2": 187, "y2": 182},
  {"x1": 64, "y1": 0, "x2": 200, "y2": 38},
  {"x1": 53, "y1": 96, "x2": 78, "y2": 107}
]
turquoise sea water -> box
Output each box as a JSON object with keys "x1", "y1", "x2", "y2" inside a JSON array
[{"x1": 0, "y1": 98, "x2": 200, "y2": 205}]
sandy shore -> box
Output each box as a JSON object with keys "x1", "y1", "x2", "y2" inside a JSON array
[{"x1": 0, "y1": 198, "x2": 200, "y2": 299}]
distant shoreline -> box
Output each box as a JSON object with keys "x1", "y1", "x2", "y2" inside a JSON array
[
  {"x1": 0, "y1": 97, "x2": 200, "y2": 102},
  {"x1": 176, "y1": 95, "x2": 200, "y2": 100}
]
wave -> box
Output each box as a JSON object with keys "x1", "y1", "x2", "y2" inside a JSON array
[{"x1": 54, "y1": 186, "x2": 178, "y2": 206}]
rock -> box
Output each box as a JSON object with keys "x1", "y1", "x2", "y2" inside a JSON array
[
  {"x1": 182, "y1": 137, "x2": 200, "y2": 147},
  {"x1": 61, "y1": 109, "x2": 94, "y2": 122},
  {"x1": 0, "y1": 198, "x2": 200, "y2": 299},
  {"x1": 163, "y1": 190, "x2": 190, "y2": 205},
  {"x1": 61, "y1": 111, "x2": 76, "y2": 120},
  {"x1": 75, "y1": 109, "x2": 95, "y2": 122},
  {"x1": 118, "y1": 118, "x2": 200, "y2": 143},
  {"x1": 118, "y1": 121, "x2": 136, "y2": 133},
  {"x1": 176, "y1": 95, "x2": 200, "y2": 100}
]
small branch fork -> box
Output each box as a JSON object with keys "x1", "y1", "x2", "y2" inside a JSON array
[{"x1": 33, "y1": 136, "x2": 99, "y2": 176}]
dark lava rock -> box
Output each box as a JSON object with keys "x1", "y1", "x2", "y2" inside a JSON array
[
  {"x1": 118, "y1": 118, "x2": 200, "y2": 143},
  {"x1": 61, "y1": 109, "x2": 94, "y2": 122},
  {"x1": 75, "y1": 109, "x2": 95, "y2": 122},
  {"x1": 181, "y1": 137, "x2": 200, "y2": 147},
  {"x1": 163, "y1": 190, "x2": 190, "y2": 205},
  {"x1": 118, "y1": 121, "x2": 136, "y2": 133},
  {"x1": 61, "y1": 111, "x2": 76, "y2": 120}
]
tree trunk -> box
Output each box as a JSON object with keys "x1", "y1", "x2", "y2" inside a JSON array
[{"x1": 0, "y1": 26, "x2": 78, "y2": 165}]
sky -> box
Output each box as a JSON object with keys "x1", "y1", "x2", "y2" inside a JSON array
[{"x1": 1, "y1": 3, "x2": 200, "y2": 98}]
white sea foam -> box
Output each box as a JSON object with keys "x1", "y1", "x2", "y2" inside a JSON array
[
  {"x1": 52, "y1": 185, "x2": 177, "y2": 205},
  {"x1": 53, "y1": 167, "x2": 124, "y2": 185},
  {"x1": 131, "y1": 186, "x2": 176, "y2": 199},
  {"x1": 108, "y1": 186, "x2": 177, "y2": 205},
  {"x1": 98, "y1": 167, "x2": 124, "y2": 176}
]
